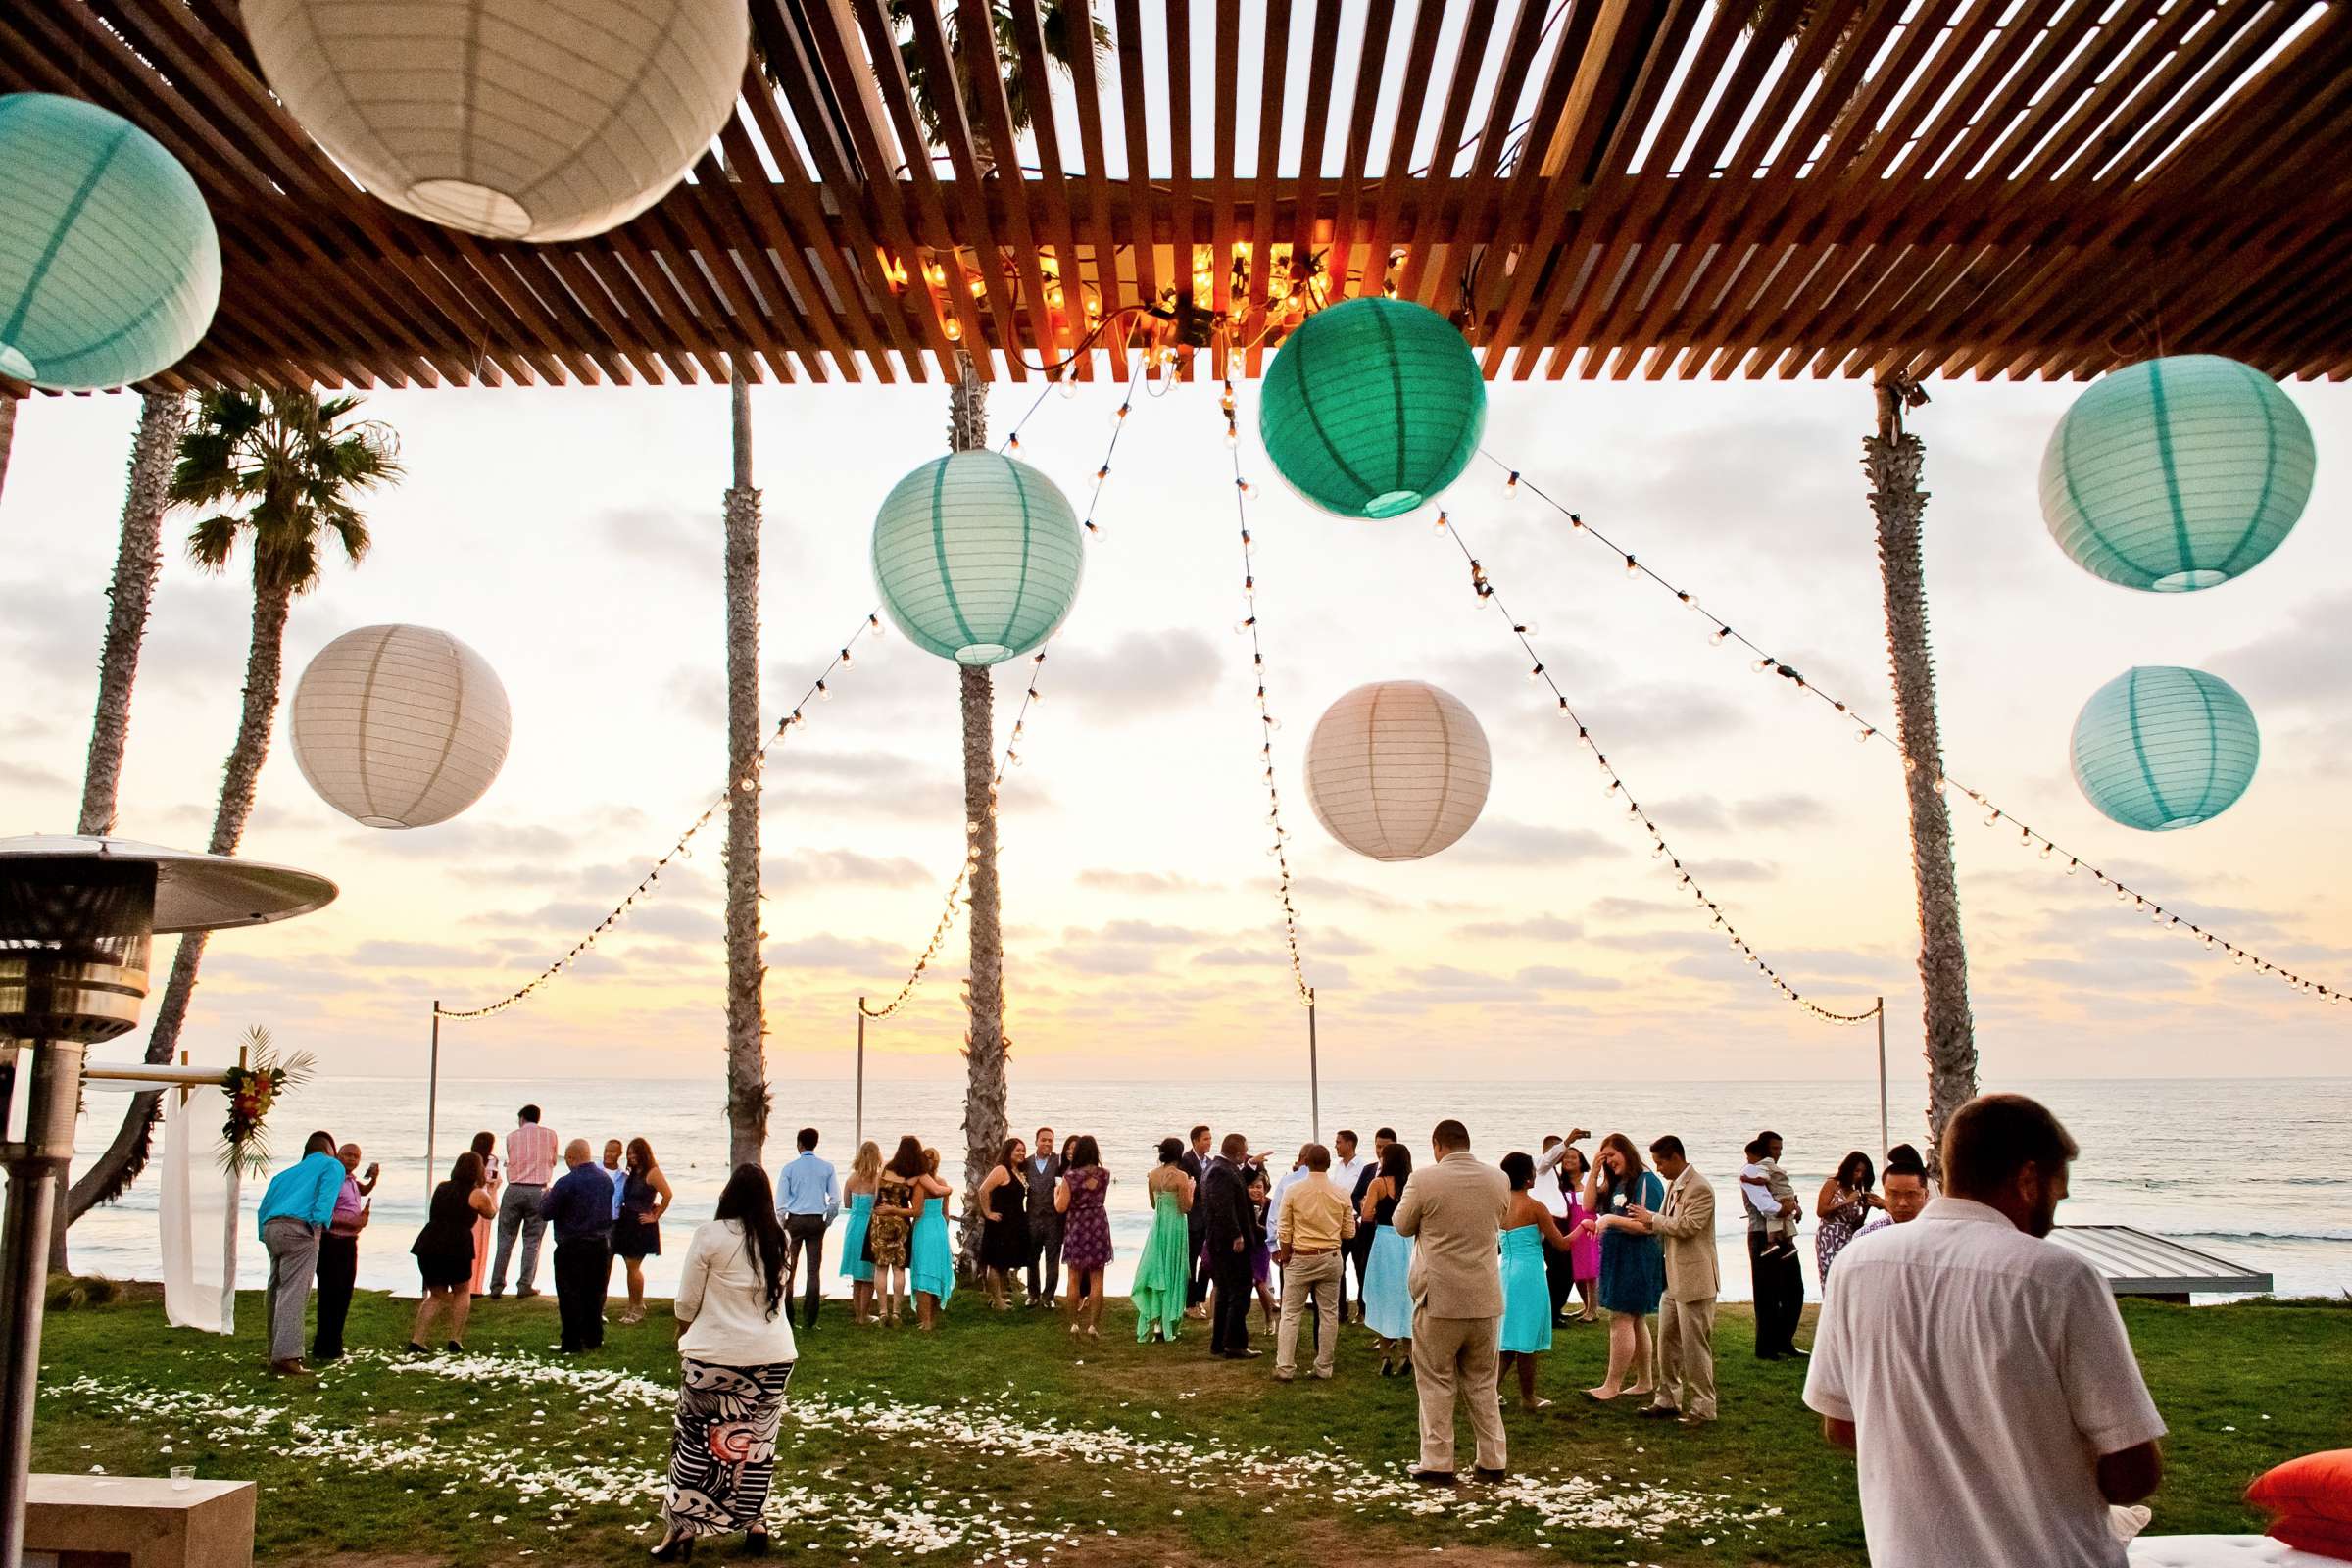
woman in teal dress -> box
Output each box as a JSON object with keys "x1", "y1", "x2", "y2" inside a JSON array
[
  {"x1": 838, "y1": 1140, "x2": 881, "y2": 1323},
  {"x1": 909, "y1": 1146, "x2": 957, "y2": 1329},
  {"x1": 1131, "y1": 1138, "x2": 1196, "y2": 1343},
  {"x1": 1356, "y1": 1142, "x2": 1416, "y2": 1375},
  {"x1": 1497, "y1": 1151, "x2": 1579, "y2": 1411},
  {"x1": 1584, "y1": 1132, "x2": 1666, "y2": 1401}
]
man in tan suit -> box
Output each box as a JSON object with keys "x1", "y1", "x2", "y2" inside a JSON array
[
  {"x1": 1392, "y1": 1119, "x2": 1512, "y2": 1483},
  {"x1": 1630, "y1": 1134, "x2": 1719, "y2": 1425}
]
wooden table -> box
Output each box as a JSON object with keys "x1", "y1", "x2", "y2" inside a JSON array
[{"x1": 24, "y1": 1474, "x2": 254, "y2": 1568}]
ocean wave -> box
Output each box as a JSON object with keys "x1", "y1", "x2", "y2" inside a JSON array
[{"x1": 2169, "y1": 1229, "x2": 2352, "y2": 1245}]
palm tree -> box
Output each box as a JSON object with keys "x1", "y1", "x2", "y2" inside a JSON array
[
  {"x1": 62, "y1": 387, "x2": 401, "y2": 1241},
  {"x1": 1865, "y1": 377, "x2": 1975, "y2": 1175},
  {"x1": 892, "y1": 0, "x2": 1106, "y2": 1267},
  {"x1": 0, "y1": 395, "x2": 17, "y2": 507},
  {"x1": 722, "y1": 361, "x2": 769, "y2": 1169},
  {"x1": 77, "y1": 393, "x2": 188, "y2": 836}
]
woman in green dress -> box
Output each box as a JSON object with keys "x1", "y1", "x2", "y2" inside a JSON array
[
  {"x1": 1497, "y1": 1151, "x2": 1580, "y2": 1410},
  {"x1": 1130, "y1": 1137, "x2": 1196, "y2": 1343}
]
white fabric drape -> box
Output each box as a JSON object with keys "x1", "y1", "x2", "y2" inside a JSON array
[{"x1": 158, "y1": 1085, "x2": 237, "y2": 1335}]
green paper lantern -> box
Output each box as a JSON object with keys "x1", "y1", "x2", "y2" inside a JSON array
[
  {"x1": 2070, "y1": 665, "x2": 2259, "y2": 832},
  {"x1": 1259, "y1": 297, "x2": 1485, "y2": 518},
  {"x1": 0, "y1": 94, "x2": 220, "y2": 390},
  {"x1": 2040, "y1": 355, "x2": 2314, "y2": 592},
  {"x1": 872, "y1": 452, "x2": 1085, "y2": 666}
]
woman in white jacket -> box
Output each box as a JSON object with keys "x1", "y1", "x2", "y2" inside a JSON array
[{"x1": 649, "y1": 1165, "x2": 798, "y2": 1561}]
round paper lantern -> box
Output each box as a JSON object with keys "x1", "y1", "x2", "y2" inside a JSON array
[
  {"x1": 0, "y1": 94, "x2": 220, "y2": 390},
  {"x1": 1304, "y1": 681, "x2": 1492, "y2": 861},
  {"x1": 871, "y1": 452, "x2": 1085, "y2": 666},
  {"x1": 1260, "y1": 297, "x2": 1486, "y2": 518},
  {"x1": 242, "y1": 0, "x2": 751, "y2": 242},
  {"x1": 2040, "y1": 355, "x2": 2315, "y2": 592},
  {"x1": 290, "y1": 625, "x2": 512, "y2": 829},
  {"x1": 2070, "y1": 665, "x2": 2258, "y2": 832}
]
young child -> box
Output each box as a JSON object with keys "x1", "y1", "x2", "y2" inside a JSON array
[{"x1": 1741, "y1": 1137, "x2": 1797, "y2": 1260}]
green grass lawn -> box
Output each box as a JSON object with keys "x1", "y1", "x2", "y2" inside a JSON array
[{"x1": 30, "y1": 1284, "x2": 2351, "y2": 1566}]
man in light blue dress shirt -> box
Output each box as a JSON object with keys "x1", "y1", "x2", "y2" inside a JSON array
[{"x1": 776, "y1": 1128, "x2": 840, "y2": 1329}]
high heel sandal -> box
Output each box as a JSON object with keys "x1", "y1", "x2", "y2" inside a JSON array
[
  {"x1": 649, "y1": 1532, "x2": 695, "y2": 1561},
  {"x1": 744, "y1": 1525, "x2": 770, "y2": 1556}
]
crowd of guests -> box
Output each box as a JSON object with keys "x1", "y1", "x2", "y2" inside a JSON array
[{"x1": 252, "y1": 1094, "x2": 2166, "y2": 1564}]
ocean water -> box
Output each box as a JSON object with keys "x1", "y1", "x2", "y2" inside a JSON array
[{"x1": 63, "y1": 1074, "x2": 2352, "y2": 1303}]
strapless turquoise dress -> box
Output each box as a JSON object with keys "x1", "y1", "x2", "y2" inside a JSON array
[
  {"x1": 838, "y1": 1192, "x2": 874, "y2": 1283},
  {"x1": 910, "y1": 1196, "x2": 956, "y2": 1306},
  {"x1": 1498, "y1": 1224, "x2": 1553, "y2": 1352}
]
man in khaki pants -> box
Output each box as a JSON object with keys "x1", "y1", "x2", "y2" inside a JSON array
[
  {"x1": 1272, "y1": 1143, "x2": 1355, "y2": 1380},
  {"x1": 1630, "y1": 1134, "x2": 1719, "y2": 1424},
  {"x1": 1393, "y1": 1119, "x2": 1512, "y2": 1483}
]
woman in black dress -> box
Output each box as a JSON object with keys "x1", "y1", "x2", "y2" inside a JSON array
[
  {"x1": 411, "y1": 1151, "x2": 496, "y2": 1353},
  {"x1": 975, "y1": 1136, "x2": 1030, "y2": 1310},
  {"x1": 613, "y1": 1136, "x2": 674, "y2": 1325}
]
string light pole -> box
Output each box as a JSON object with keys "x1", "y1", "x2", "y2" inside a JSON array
[{"x1": 1476, "y1": 452, "x2": 2345, "y2": 1007}]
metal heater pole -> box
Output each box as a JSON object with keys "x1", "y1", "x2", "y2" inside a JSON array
[
  {"x1": 1876, "y1": 997, "x2": 1889, "y2": 1159},
  {"x1": 855, "y1": 1002, "x2": 865, "y2": 1152},
  {"x1": 426, "y1": 1003, "x2": 441, "y2": 1201},
  {"x1": 0, "y1": 1039, "x2": 86, "y2": 1568},
  {"x1": 1306, "y1": 990, "x2": 1320, "y2": 1144}
]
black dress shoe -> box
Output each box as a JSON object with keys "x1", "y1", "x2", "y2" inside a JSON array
[
  {"x1": 1473, "y1": 1467, "x2": 1507, "y2": 1483},
  {"x1": 1409, "y1": 1469, "x2": 1458, "y2": 1487},
  {"x1": 1637, "y1": 1403, "x2": 1682, "y2": 1420}
]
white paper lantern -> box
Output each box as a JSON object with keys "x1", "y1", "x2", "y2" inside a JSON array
[
  {"x1": 291, "y1": 625, "x2": 512, "y2": 829},
  {"x1": 1304, "y1": 681, "x2": 1492, "y2": 861},
  {"x1": 242, "y1": 0, "x2": 752, "y2": 242}
]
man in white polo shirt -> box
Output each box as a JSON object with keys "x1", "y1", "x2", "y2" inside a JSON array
[{"x1": 1803, "y1": 1093, "x2": 2165, "y2": 1568}]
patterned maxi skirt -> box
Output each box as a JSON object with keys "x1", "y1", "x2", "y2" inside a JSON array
[{"x1": 664, "y1": 1358, "x2": 795, "y2": 1537}]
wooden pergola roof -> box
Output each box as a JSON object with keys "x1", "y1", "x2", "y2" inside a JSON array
[{"x1": 7, "y1": 0, "x2": 2349, "y2": 390}]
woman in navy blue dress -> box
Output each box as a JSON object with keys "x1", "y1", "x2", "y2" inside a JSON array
[{"x1": 1584, "y1": 1132, "x2": 1665, "y2": 1402}]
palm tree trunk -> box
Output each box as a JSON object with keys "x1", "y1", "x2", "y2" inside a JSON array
[
  {"x1": 78, "y1": 393, "x2": 186, "y2": 836},
  {"x1": 61, "y1": 563, "x2": 296, "y2": 1243},
  {"x1": 0, "y1": 394, "x2": 17, "y2": 509},
  {"x1": 1865, "y1": 379, "x2": 1977, "y2": 1176},
  {"x1": 722, "y1": 364, "x2": 768, "y2": 1171},
  {"x1": 951, "y1": 350, "x2": 1006, "y2": 1273}
]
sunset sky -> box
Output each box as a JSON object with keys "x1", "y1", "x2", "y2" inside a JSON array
[{"x1": 3, "y1": 366, "x2": 2345, "y2": 1089}]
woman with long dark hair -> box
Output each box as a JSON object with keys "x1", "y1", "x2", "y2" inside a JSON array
[
  {"x1": 1814, "y1": 1150, "x2": 1882, "y2": 1282},
  {"x1": 466, "y1": 1130, "x2": 501, "y2": 1299},
  {"x1": 613, "y1": 1136, "x2": 675, "y2": 1325},
  {"x1": 1585, "y1": 1132, "x2": 1665, "y2": 1402},
  {"x1": 1358, "y1": 1142, "x2": 1416, "y2": 1375},
  {"x1": 909, "y1": 1146, "x2": 957, "y2": 1329},
  {"x1": 1130, "y1": 1137, "x2": 1195, "y2": 1344},
  {"x1": 870, "y1": 1136, "x2": 924, "y2": 1327},
  {"x1": 975, "y1": 1136, "x2": 1030, "y2": 1311},
  {"x1": 411, "y1": 1151, "x2": 496, "y2": 1353},
  {"x1": 1055, "y1": 1134, "x2": 1113, "y2": 1338},
  {"x1": 1497, "y1": 1152, "x2": 1579, "y2": 1410},
  {"x1": 650, "y1": 1164, "x2": 797, "y2": 1562}
]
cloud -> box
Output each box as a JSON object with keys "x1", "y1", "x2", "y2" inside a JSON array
[
  {"x1": 766, "y1": 933, "x2": 901, "y2": 970},
  {"x1": 763, "y1": 848, "x2": 933, "y2": 889},
  {"x1": 1046, "y1": 628, "x2": 1224, "y2": 720},
  {"x1": 1448, "y1": 819, "x2": 1623, "y2": 866},
  {"x1": 349, "y1": 940, "x2": 493, "y2": 968},
  {"x1": 2009, "y1": 956, "x2": 2203, "y2": 993},
  {"x1": 1515, "y1": 965, "x2": 1624, "y2": 991},
  {"x1": 1691, "y1": 857, "x2": 1778, "y2": 882},
  {"x1": 1648, "y1": 796, "x2": 1729, "y2": 831},
  {"x1": 1291, "y1": 874, "x2": 1407, "y2": 911},
  {"x1": 1061, "y1": 919, "x2": 1210, "y2": 946},
  {"x1": 2208, "y1": 592, "x2": 2352, "y2": 710},
  {"x1": 1736, "y1": 793, "x2": 1834, "y2": 829},
  {"x1": 0, "y1": 758, "x2": 70, "y2": 792},
  {"x1": 1588, "y1": 895, "x2": 1680, "y2": 921},
  {"x1": 1077, "y1": 868, "x2": 1221, "y2": 895},
  {"x1": 1455, "y1": 913, "x2": 1586, "y2": 941},
  {"x1": 596, "y1": 504, "x2": 717, "y2": 575},
  {"x1": 1043, "y1": 943, "x2": 1164, "y2": 976}
]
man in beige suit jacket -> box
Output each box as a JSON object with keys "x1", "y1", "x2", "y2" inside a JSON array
[
  {"x1": 1630, "y1": 1135, "x2": 1719, "y2": 1423},
  {"x1": 1392, "y1": 1119, "x2": 1513, "y2": 1482}
]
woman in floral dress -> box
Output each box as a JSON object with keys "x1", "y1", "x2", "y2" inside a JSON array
[
  {"x1": 1056, "y1": 1135, "x2": 1113, "y2": 1339},
  {"x1": 1814, "y1": 1151, "x2": 1884, "y2": 1283},
  {"x1": 870, "y1": 1136, "x2": 924, "y2": 1327}
]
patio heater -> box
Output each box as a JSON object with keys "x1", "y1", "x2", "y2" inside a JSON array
[{"x1": 0, "y1": 836, "x2": 334, "y2": 1568}]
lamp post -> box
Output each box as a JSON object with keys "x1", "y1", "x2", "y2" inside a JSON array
[{"x1": 0, "y1": 836, "x2": 333, "y2": 1568}]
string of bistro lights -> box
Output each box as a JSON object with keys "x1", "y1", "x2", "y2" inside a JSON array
[
  {"x1": 1475, "y1": 451, "x2": 2344, "y2": 1006},
  {"x1": 1435, "y1": 507, "x2": 1882, "y2": 1025},
  {"x1": 858, "y1": 359, "x2": 1151, "y2": 1021},
  {"x1": 436, "y1": 608, "x2": 888, "y2": 1020},
  {"x1": 1225, "y1": 372, "x2": 1316, "y2": 1007}
]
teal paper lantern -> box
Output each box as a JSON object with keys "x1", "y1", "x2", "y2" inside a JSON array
[
  {"x1": 0, "y1": 94, "x2": 220, "y2": 390},
  {"x1": 1259, "y1": 297, "x2": 1485, "y2": 518},
  {"x1": 2070, "y1": 666, "x2": 2259, "y2": 832},
  {"x1": 2040, "y1": 355, "x2": 2314, "y2": 593},
  {"x1": 871, "y1": 452, "x2": 1085, "y2": 666}
]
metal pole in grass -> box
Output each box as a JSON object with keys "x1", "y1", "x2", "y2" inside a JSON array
[
  {"x1": 1875, "y1": 997, "x2": 1888, "y2": 1159},
  {"x1": 1306, "y1": 989, "x2": 1320, "y2": 1144},
  {"x1": 856, "y1": 1000, "x2": 866, "y2": 1152},
  {"x1": 426, "y1": 1003, "x2": 441, "y2": 1201}
]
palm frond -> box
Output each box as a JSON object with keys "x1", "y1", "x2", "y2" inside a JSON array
[{"x1": 172, "y1": 386, "x2": 403, "y2": 597}]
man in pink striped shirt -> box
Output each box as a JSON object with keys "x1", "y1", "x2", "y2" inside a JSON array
[{"x1": 488, "y1": 1104, "x2": 560, "y2": 1298}]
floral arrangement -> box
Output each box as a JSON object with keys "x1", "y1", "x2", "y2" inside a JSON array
[{"x1": 219, "y1": 1024, "x2": 315, "y2": 1175}]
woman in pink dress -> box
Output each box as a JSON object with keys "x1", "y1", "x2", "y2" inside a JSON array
[
  {"x1": 466, "y1": 1131, "x2": 501, "y2": 1298},
  {"x1": 1558, "y1": 1144, "x2": 1601, "y2": 1322}
]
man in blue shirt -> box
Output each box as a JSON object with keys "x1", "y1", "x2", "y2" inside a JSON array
[
  {"x1": 256, "y1": 1130, "x2": 345, "y2": 1377},
  {"x1": 775, "y1": 1128, "x2": 839, "y2": 1329},
  {"x1": 538, "y1": 1140, "x2": 615, "y2": 1353}
]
